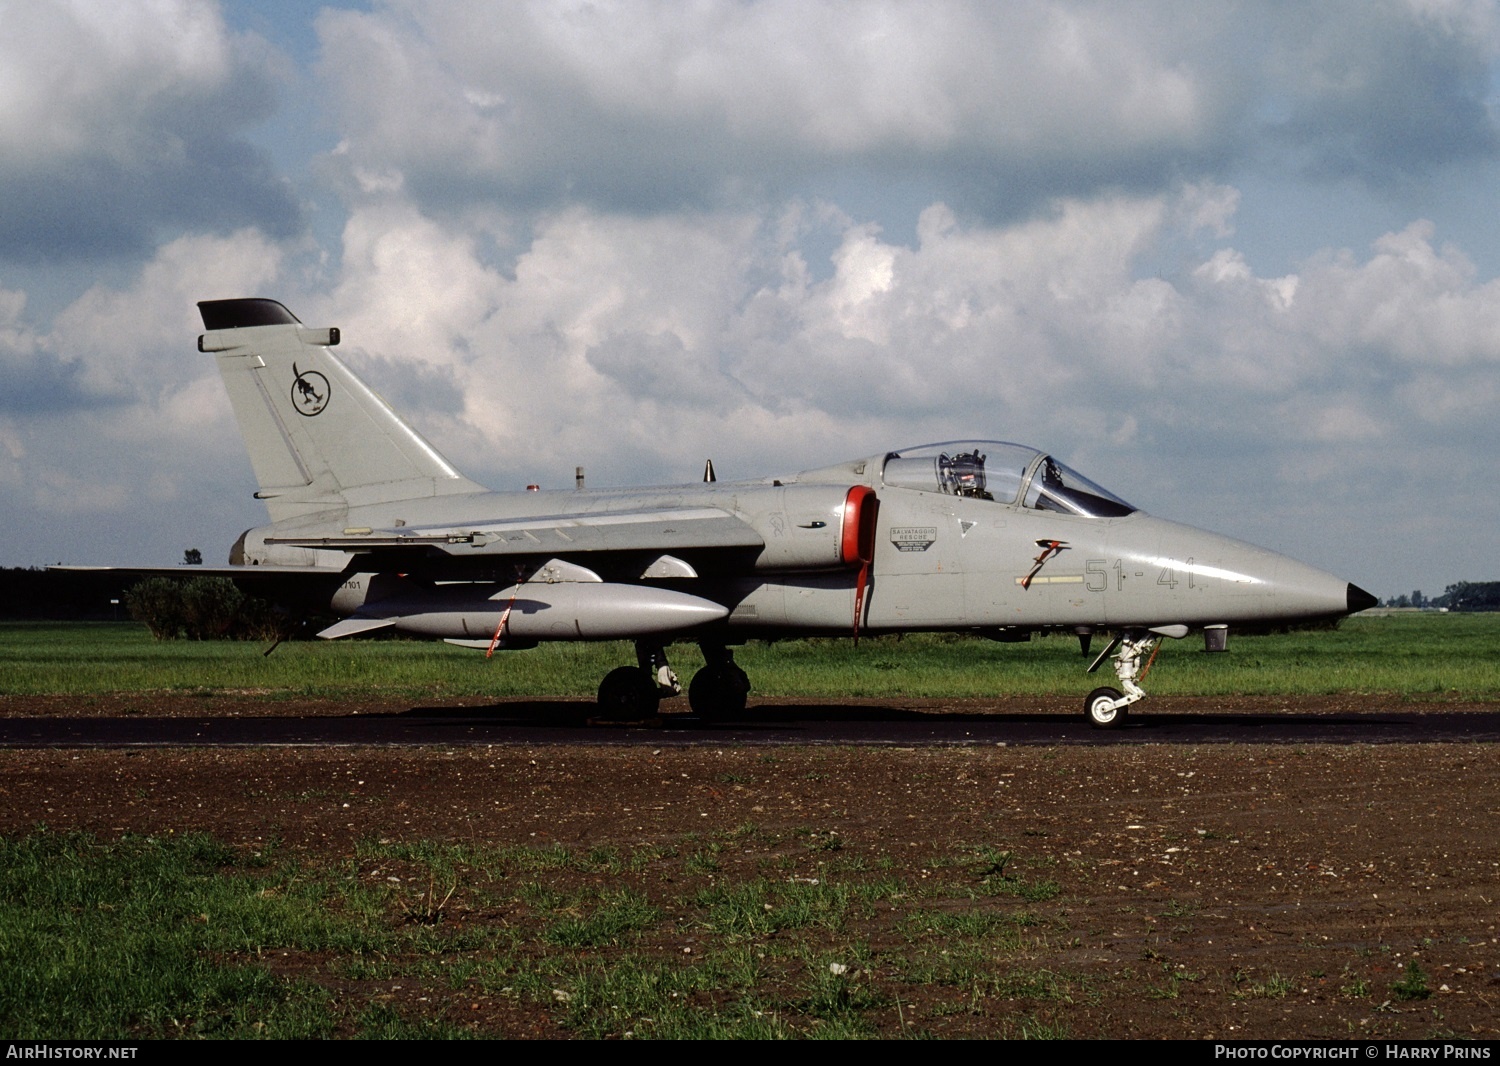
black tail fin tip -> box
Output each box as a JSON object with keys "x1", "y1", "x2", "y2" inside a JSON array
[{"x1": 199, "y1": 299, "x2": 301, "y2": 331}]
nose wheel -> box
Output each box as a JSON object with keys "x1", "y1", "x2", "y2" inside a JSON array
[{"x1": 1085, "y1": 686, "x2": 1127, "y2": 728}]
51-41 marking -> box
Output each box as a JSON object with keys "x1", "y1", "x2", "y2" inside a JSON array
[{"x1": 1085, "y1": 559, "x2": 1197, "y2": 592}]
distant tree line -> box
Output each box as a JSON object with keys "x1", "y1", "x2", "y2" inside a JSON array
[
  {"x1": 0, "y1": 567, "x2": 137, "y2": 621},
  {"x1": 0, "y1": 568, "x2": 302, "y2": 639},
  {"x1": 1434, "y1": 582, "x2": 1500, "y2": 612},
  {"x1": 1380, "y1": 583, "x2": 1500, "y2": 611},
  {"x1": 124, "y1": 576, "x2": 291, "y2": 641}
]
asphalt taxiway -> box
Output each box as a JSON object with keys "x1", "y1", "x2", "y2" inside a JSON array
[{"x1": 2, "y1": 701, "x2": 1498, "y2": 747}]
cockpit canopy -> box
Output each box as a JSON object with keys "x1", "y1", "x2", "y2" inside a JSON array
[{"x1": 881, "y1": 441, "x2": 1136, "y2": 518}]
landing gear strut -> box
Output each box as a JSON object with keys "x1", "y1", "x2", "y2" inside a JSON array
[
  {"x1": 596, "y1": 641, "x2": 680, "y2": 720},
  {"x1": 1083, "y1": 630, "x2": 1161, "y2": 729}
]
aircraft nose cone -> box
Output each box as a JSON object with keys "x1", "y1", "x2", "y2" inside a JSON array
[{"x1": 1347, "y1": 584, "x2": 1378, "y2": 613}]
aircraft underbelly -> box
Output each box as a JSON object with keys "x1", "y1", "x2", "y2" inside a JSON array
[{"x1": 722, "y1": 577, "x2": 853, "y2": 633}]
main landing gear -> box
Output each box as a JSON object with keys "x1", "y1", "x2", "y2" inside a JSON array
[
  {"x1": 1083, "y1": 629, "x2": 1175, "y2": 729},
  {"x1": 595, "y1": 640, "x2": 750, "y2": 721},
  {"x1": 688, "y1": 642, "x2": 751, "y2": 719},
  {"x1": 596, "y1": 642, "x2": 679, "y2": 720}
]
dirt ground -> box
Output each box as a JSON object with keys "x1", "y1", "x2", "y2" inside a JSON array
[{"x1": 2, "y1": 694, "x2": 1498, "y2": 1040}]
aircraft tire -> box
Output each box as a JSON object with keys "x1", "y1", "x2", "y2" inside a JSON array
[
  {"x1": 597, "y1": 666, "x2": 661, "y2": 721},
  {"x1": 1085, "y1": 686, "x2": 1127, "y2": 729},
  {"x1": 688, "y1": 663, "x2": 750, "y2": 719}
]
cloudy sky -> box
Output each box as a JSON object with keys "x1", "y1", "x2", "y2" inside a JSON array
[{"x1": 3, "y1": 0, "x2": 1499, "y2": 600}]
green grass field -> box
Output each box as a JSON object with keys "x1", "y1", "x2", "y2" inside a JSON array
[
  {"x1": 0, "y1": 828, "x2": 1076, "y2": 1039},
  {"x1": 2, "y1": 613, "x2": 1495, "y2": 700}
]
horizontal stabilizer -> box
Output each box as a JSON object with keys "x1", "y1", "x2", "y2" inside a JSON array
[
  {"x1": 317, "y1": 616, "x2": 396, "y2": 640},
  {"x1": 49, "y1": 564, "x2": 347, "y2": 577}
]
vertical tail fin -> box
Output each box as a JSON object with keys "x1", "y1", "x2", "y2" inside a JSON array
[{"x1": 198, "y1": 298, "x2": 482, "y2": 522}]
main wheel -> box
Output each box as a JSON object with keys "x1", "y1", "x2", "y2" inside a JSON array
[
  {"x1": 688, "y1": 662, "x2": 751, "y2": 719},
  {"x1": 597, "y1": 666, "x2": 661, "y2": 721},
  {"x1": 1085, "y1": 686, "x2": 1126, "y2": 729}
]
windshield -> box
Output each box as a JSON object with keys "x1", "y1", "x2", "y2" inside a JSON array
[
  {"x1": 1023, "y1": 455, "x2": 1136, "y2": 517},
  {"x1": 882, "y1": 441, "x2": 1135, "y2": 517}
]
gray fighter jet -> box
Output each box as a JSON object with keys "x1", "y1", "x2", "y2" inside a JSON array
[{"x1": 170, "y1": 298, "x2": 1376, "y2": 725}]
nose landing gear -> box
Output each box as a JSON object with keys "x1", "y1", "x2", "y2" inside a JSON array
[{"x1": 1083, "y1": 628, "x2": 1179, "y2": 728}]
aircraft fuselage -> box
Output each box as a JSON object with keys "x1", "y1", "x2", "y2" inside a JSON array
[{"x1": 235, "y1": 455, "x2": 1358, "y2": 642}]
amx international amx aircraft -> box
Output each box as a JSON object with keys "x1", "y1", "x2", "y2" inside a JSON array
[{"x1": 122, "y1": 298, "x2": 1379, "y2": 726}]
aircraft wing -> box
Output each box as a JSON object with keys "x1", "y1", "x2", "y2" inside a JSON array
[
  {"x1": 47, "y1": 563, "x2": 353, "y2": 601},
  {"x1": 50, "y1": 565, "x2": 348, "y2": 576},
  {"x1": 265, "y1": 506, "x2": 765, "y2": 558}
]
